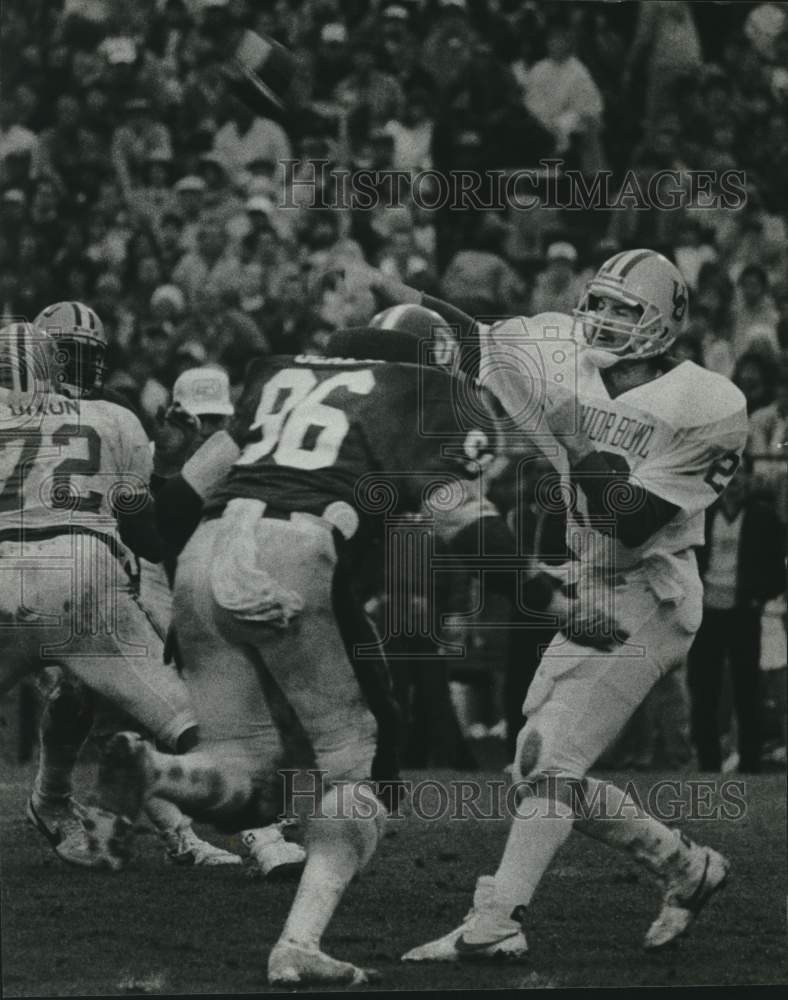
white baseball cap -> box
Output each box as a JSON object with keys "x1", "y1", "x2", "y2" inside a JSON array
[
  {"x1": 546, "y1": 241, "x2": 578, "y2": 263},
  {"x1": 172, "y1": 366, "x2": 234, "y2": 417}
]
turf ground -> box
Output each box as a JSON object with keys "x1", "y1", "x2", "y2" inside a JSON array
[{"x1": 1, "y1": 761, "x2": 786, "y2": 995}]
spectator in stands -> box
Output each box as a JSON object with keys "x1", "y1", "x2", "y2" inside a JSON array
[
  {"x1": 93, "y1": 271, "x2": 136, "y2": 355},
  {"x1": 733, "y1": 350, "x2": 777, "y2": 415},
  {"x1": 625, "y1": 1, "x2": 703, "y2": 128},
  {"x1": 0, "y1": 93, "x2": 39, "y2": 184},
  {"x1": 111, "y1": 97, "x2": 173, "y2": 194},
  {"x1": 383, "y1": 80, "x2": 434, "y2": 174},
  {"x1": 172, "y1": 216, "x2": 240, "y2": 305},
  {"x1": 377, "y1": 222, "x2": 435, "y2": 292},
  {"x1": 172, "y1": 174, "x2": 206, "y2": 253},
  {"x1": 719, "y1": 183, "x2": 788, "y2": 289},
  {"x1": 522, "y1": 20, "x2": 605, "y2": 174},
  {"x1": 530, "y1": 241, "x2": 584, "y2": 315},
  {"x1": 129, "y1": 149, "x2": 178, "y2": 225},
  {"x1": 185, "y1": 285, "x2": 270, "y2": 387},
  {"x1": 262, "y1": 262, "x2": 321, "y2": 355},
  {"x1": 689, "y1": 458, "x2": 786, "y2": 772},
  {"x1": 750, "y1": 360, "x2": 788, "y2": 522},
  {"x1": 731, "y1": 264, "x2": 780, "y2": 360},
  {"x1": 197, "y1": 151, "x2": 245, "y2": 226},
  {"x1": 297, "y1": 206, "x2": 364, "y2": 274},
  {"x1": 441, "y1": 212, "x2": 525, "y2": 316},
  {"x1": 688, "y1": 302, "x2": 735, "y2": 379},
  {"x1": 334, "y1": 26, "x2": 404, "y2": 129},
  {"x1": 673, "y1": 218, "x2": 718, "y2": 292},
  {"x1": 212, "y1": 93, "x2": 291, "y2": 189}
]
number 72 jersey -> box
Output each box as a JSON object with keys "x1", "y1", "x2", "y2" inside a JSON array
[{"x1": 0, "y1": 394, "x2": 152, "y2": 547}]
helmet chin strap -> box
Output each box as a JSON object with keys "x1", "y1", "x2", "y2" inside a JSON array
[{"x1": 583, "y1": 346, "x2": 624, "y2": 370}]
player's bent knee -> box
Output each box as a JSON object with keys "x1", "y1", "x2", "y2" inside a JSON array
[
  {"x1": 307, "y1": 781, "x2": 387, "y2": 870},
  {"x1": 315, "y1": 734, "x2": 377, "y2": 787},
  {"x1": 512, "y1": 725, "x2": 587, "y2": 808}
]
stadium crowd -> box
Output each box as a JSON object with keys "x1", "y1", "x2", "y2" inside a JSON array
[{"x1": 1, "y1": 0, "x2": 786, "y2": 773}]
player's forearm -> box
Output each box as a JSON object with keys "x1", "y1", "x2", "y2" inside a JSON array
[
  {"x1": 154, "y1": 431, "x2": 241, "y2": 552},
  {"x1": 420, "y1": 295, "x2": 479, "y2": 344},
  {"x1": 115, "y1": 496, "x2": 169, "y2": 564},
  {"x1": 568, "y1": 450, "x2": 679, "y2": 548}
]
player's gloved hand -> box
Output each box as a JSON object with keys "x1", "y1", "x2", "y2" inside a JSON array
[
  {"x1": 548, "y1": 589, "x2": 629, "y2": 651},
  {"x1": 152, "y1": 403, "x2": 202, "y2": 477}
]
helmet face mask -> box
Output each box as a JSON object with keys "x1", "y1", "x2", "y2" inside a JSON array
[
  {"x1": 52, "y1": 337, "x2": 107, "y2": 399},
  {"x1": 33, "y1": 301, "x2": 107, "y2": 398},
  {"x1": 574, "y1": 250, "x2": 689, "y2": 363}
]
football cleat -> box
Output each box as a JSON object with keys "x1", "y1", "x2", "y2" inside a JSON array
[
  {"x1": 268, "y1": 940, "x2": 378, "y2": 987},
  {"x1": 96, "y1": 731, "x2": 152, "y2": 821},
  {"x1": 163, "y1": 826, "x2": 243, "y2": 867},
  {"x1": 644, "y1": 844, "x2": 730, "y2": 950},
  {"x1": 402, "y1": 876, "x2": 528, "y2": 962},
  {"x1": 242, "y1": 822, "x2": 306, "y2": 879},
  {"x1": 63, "y1": 800, "x2": 134, "y2": 871},
  {"x1": 26, "y1": 794, "x2": 84, "y2": 850}
]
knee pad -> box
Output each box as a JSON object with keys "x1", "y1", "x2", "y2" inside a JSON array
[
  {"x1": 512, "y1": 723, "x2": 586, "y2": 811},
  {"x1": 316, "y1": 729, "x2": 378, "y2": 787},
  {"x1": 307, "y1": 781, "x2": 387, "y2": 871}
]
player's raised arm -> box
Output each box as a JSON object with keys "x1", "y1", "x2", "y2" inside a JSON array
[{"x1": 151, "y1": 419, "x2": 242, "y2": 554}]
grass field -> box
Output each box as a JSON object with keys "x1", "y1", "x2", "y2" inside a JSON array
[{"x1": 1, "y1": 760, "x2": 786, "y2": 995}]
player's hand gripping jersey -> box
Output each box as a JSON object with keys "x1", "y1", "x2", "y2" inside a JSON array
[
  {"x1": 0, "y1": 391, "x2": 152, "y2": 564},
  {"x1": 207, "y1": 354, "x2": 497, "y2": 545},
  {"x1": 478, "y1": 313, "x2": 749, "y2": 577}
]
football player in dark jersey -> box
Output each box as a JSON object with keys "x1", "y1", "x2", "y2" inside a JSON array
[{"x1": 83, "y1": 319, "x2": 619, "y2": 986}]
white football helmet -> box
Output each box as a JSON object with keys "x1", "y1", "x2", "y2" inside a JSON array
[
  {"x1": 573, "y1": 249, "x2": 689, "y2": 362},
  {"x1": 0, "y1": 322, "x2": 54, "y2": 399},
  {"x1": 34, "y1": 301, "x2": 108, "y2": 399}
]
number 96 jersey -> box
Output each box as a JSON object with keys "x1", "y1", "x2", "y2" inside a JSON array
[{"x1": 208, "y1": 354, "x2": 498, "y2": 542}]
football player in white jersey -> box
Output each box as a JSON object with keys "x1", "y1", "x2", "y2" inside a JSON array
[
  {"x1": 362, "y1": 250, "x2": 749, "y2": 959},
  {"x1": 3, "y1": 306, "x2": 240, "y2": 868}
]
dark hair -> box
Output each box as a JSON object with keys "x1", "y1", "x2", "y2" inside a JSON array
[
  {"x1": 738, "y1": 264, "x2": 768, "y2": 288},
  {"x1": 732, "y1": 349, "x2": 777, "y2": 410}
]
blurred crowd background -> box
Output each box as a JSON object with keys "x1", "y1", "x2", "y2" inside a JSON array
[{"x1": 1, "y1": 0, "x2": 786, "y2": 774}]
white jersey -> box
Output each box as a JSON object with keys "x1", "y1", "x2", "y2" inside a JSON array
[
  {"x1": 478, "y1": 313, "x2": 749, "y2": 588},
  {"x1": 0, "y1": 391, "x2": 152, "y2": 553}
]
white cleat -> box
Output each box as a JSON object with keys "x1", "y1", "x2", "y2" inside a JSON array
[
  {"x1": 164, "y1": 825, "x2": 242, "y2": 867},
  {"x1": 268, "y1": 940, "x2": 378, "y2": 987},
  {"x1": 242, "y1": 821, "x2": 306, "y2": 879},
  {"x1": 26, "y1": 794, "x2": 84, "y2": 852},
  {"x1": 644, "y1": 843, "x2": 730, "y2": 950},
  {"x1": 402, "y1": 876, "x2": 528, "y2": 962}
]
